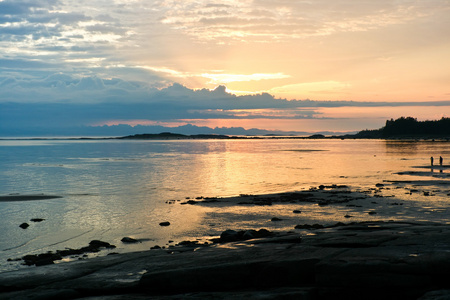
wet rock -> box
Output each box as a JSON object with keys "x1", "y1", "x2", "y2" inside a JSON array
[
  {"x1": 19, "y1": 223, "x2": 29, "y2": 229},
  {"x1": 30, "y1": 218, "x2": 45, "y2": 222},
  {"x1": 376, "y1": 183, "x2": 385, "y2": 187},
  {"x1": 271, "y1": 217, "x2": 283, "y2": 222},
  {"x1": 295, "y1": 224, "x2": 324, "y2": 230},
  {"x1": 419, "y1": 289, "x2": 450, "y2": 300},
  {"x1": 255, "y1": 229, "x2": 272, "y2": 238},
  {"x1": 368, "y1": 211, "x2": 377, "y2": 215},
  {"x1": 220, "y1": 230, "x2": 240, "y2": 242},
  {"x1": 150, "y1": 245, "x2": 161, "y2": 250},
  {"x1": 344, "y1": 214, "x2": 353, "y2": 218},
  {"x1": 121, "y1": 237, "x2": 140, "y2": 244},
  {"x1": 177, "y1": 240, "x2": 202, "y2": 247},
  {"x1": 159, "y1": 221, "x2": 171, "y2": 226},
  {"x1": 22, "y1": 252, "x2": 63, "y2": 266},
  {"x1": 293, "y1": 210, "x2": 302, "y2": 214},
  {"x1": 181, "y1": 200, "x2": 198, "y2": 205},
  {"x1": 89, "y1": 240, "x2": 115, "y2": 249},
  {"x1": 242, "y1": 230, "x2": 257, "y2": 240},
  {"x1": 217, "y1": 229, "x2": 272, "y2": 243}
]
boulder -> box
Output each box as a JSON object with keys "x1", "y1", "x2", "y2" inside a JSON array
[
  {"x1": 121, "y1": 237, "x2": 140, "y2": 244},
  {"x1": 19, "y1": 223, "x2": 29, "y2": 229},
  {"x1": 220, "y1": 230, "x2": 240, "y2": 242},
  {"x1": 30, "y1": 218, "x2": 45, "y2": 222}
]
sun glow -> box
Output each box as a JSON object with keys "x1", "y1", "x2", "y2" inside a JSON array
[{"x1": 201, "y1": 73, "x2": 290, "y2": 84}]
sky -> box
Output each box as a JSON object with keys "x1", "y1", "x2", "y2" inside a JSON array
[{"x1": 1, "y1": 0, "x2": 450, "y2": 134}]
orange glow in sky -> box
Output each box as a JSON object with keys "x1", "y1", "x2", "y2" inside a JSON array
[{"x1": 1, "y1": 0, "x2": 450, "y2": 133}]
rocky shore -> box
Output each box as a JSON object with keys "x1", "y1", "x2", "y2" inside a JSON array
[
  {"x1": 1, "y1": 176, "x2": 450, "y2": 300},
  {"x1": 1, "y1": 220, "x2": 450, "y2": 299}
]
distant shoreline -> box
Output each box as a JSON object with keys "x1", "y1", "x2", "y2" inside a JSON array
[{"x1": 0, "y1": 132, "x2": 450, "y2": 141}]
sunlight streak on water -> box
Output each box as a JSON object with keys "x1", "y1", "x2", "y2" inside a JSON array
[{"x1": 0, "y1": 138, "x2": 449, "y2": 272}]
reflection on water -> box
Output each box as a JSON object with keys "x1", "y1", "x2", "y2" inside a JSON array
[{"x1": 0, "y1": 138, "x2": 449, "y2": 272}]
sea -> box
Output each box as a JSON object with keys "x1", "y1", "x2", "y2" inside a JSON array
[{"x1": 1, "y1": 138, "x2": 449, "y2": 272}]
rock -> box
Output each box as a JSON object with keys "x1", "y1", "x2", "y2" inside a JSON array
[
  {"x1": 255, "y1": 229, "x2": 272, "y2": 238},
  {"x1": 150, "y1": 245, "x2": 161, "y2": 250},
  {"x1": 159, "y1": 221, "x2": 171, "y2": 226},
  {"x1": 22, "y1": 252, "x2": 62, "y2": 266},
  {"x1": 220, "y1": 230, "x2": 240, "y2": 242},
  {"x1": 217, "y1": 229, "x2": 272, "y2": 243},
  {"x1": 295, "y1": 224, "x2": 324, "y2": 230},
  {"x1": 17, "y1": 240, "x2": 116, "y2": 266},
  {"x1": 376, "y1": 183, "x2": 385, "y2": 187},
  {"x1": 242, "y1": 230, "x2": 257, "y2": 240},
  {"x1": 293, "y1": 210, "x2": 302, "y2": 214},
  {"x1": 177, "y1": 240, "x2": 200, "y2": 247},
  {"x1": 344, "y1": 214, "x2": 353, "y2": 218},
  {"x1": 419, "y1": 289, "x2": 450, "y2": 300},
  {"x1": 89, "y1": 240, "x2": 114, "y2": 249},
  {"x1": 271, "y1": 217, "x2": 283, "y2": 222},
  {"x1": 368, "y1": 211, "x2": 377, "y2": 215},
  {"x1": 121, "y1": 237, "x2": 140, "y2": 244},
  {"x1": 30, "y1": 218, "x2": 45, "y2": 222},
  {"x1": 19, "y1": 223, "x2": 29, "y2": 229}
]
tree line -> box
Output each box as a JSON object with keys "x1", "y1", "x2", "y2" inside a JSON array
[{"x1": 354, "y1": 117, "x2": 450, "y2": 138}]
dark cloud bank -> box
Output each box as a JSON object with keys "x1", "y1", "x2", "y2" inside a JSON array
[{"x1": 1, "y1": 74, "x2": 449, "y2": 136}]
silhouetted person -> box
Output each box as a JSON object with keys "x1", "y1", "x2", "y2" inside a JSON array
[
  {"x1": 431, "y1": 157, "x2": 434, "y2": 166},
  {"x1": 440, "y1": 156, "x2": 443, "y2": 166}
]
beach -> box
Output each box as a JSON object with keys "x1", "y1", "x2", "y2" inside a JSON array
[{"x1": 1, "y1": 173, "x2": 450, "y2": 299}]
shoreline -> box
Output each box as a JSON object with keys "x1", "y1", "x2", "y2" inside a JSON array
[
  {"x1": 1, "y1": 181, "x2": 450, "y2": 299},
  {"x1": 1, "y1": 220, "x2": 450, "y2": 299},
  {"x1": 1, "y1": 134, "x2": 450, "y2": 141}
]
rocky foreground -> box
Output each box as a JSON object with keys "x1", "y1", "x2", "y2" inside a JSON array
[{"x1": 1, "y1": 221, "x2": 450, "y2": 300}]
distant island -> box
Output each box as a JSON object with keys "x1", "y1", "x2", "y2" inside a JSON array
[
  {"x1": 117, "y1": 117, "x2": 450, "y2": 140},
  {"x1": 2, "y1": 117, "x2": 449, "y2": 141},
  {"x1": 351, "y1": 117, "x2": 450, "y2": 139},
  {"x1": 118, "y1": 132, "x2": 237, "y2": 140}
]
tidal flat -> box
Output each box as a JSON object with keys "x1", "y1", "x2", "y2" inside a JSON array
[
  {"x1": 1, "y1": 139, "x2": 450, "y2": 299},
  {"x1": 1, "y1": 176, "x2": 450, "y2": 299}
]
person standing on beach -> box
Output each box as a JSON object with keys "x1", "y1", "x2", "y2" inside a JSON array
[
  {"x1": 431, "y1": 157, "x2": 434, "y2": 166},
  {"x1": 440, "y1": 156, "x2": 443, "y2": 166}
]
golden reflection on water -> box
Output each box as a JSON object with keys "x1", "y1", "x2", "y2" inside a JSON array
[{"x1": 1, "y1": 139, "x2": 450, "y2": 272}]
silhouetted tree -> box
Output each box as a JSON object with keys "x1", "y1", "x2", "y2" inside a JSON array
[{"x1": 354, "y1": 117, "x2": 450, "y2": 138}]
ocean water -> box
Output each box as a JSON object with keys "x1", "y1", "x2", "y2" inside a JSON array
[{"x1": 1, "y1": 138, "x2": 449, "y2": 272}]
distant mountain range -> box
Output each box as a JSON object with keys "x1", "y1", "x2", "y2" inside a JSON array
[
  {"x1": 3, "y1": 117, "x2": 449, "y2": 139},
  {"x1": 0, "y1": 123, "x2": 355, "y2": 137}
]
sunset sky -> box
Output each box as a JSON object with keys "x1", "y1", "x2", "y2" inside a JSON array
[{"x1": 1, "y1": 0, "x2": 449, "y2": 134}]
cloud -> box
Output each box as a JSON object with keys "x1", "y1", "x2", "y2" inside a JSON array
[
  {"x1": 268, "y1": 81, "x2": 352, "y2": 99},
  {"x1": 201, "y1": 73, "x2": 290, "y2": 84},
  {"x1": 155, "y1": 0, "x2": 450, "y2": 42},
  {"x1": 1, "y1": 73, "x2": 450, "y2": 133}
]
